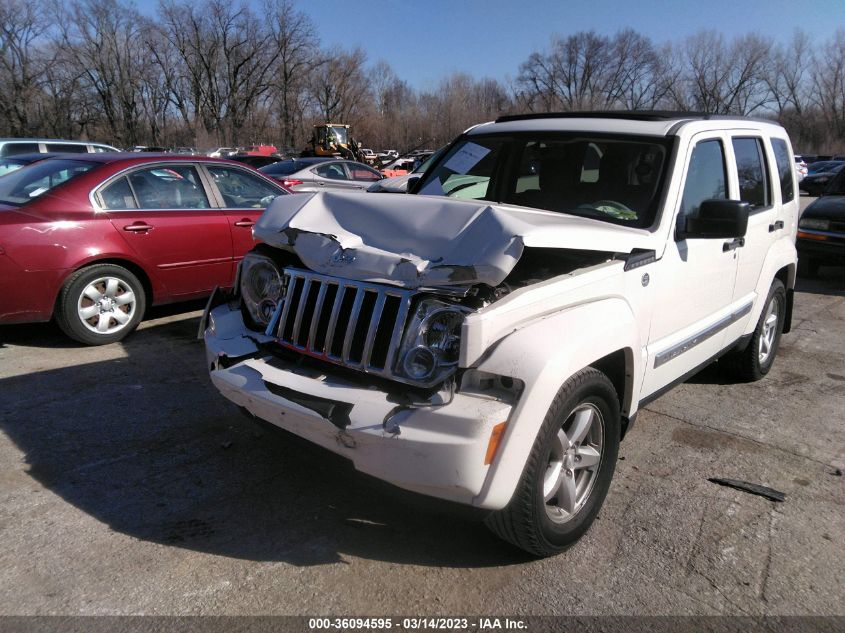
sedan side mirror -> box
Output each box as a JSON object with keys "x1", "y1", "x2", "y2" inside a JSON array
[{"x1": 678, "y1": 199, "x2": 750, "y2": 240}]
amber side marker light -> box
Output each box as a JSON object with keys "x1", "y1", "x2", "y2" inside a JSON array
[
  {"x1": 484, "y1": 422, "x2": 507, "y2": 465},
  {"x1": 797, "y1": 231, "x2": 828, "y2": 241}
]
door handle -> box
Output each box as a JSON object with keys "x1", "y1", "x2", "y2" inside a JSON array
[
  {"x1": 123, "y1": 222, "x2": 153, "y2": 232},
  {"x1": 723, "y1": 237, "x2": 745, "y2": 252},
  {"x1": 768, "y1": 220, "x2": 785, "y2": 232},
  {"x1": 233, "y1": 219, "x2": 255, "y2": 227}
]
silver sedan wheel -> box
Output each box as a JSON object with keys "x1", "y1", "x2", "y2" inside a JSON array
[
  {"x1": 77, "y1": 276, "x2": 137, "y2": 335},
  {"x1": 543, "y1": 403, "x2": 604, "y2": 524},
  {"x1": 758, "y1": 296, "x2": 779, "y2": 365}
]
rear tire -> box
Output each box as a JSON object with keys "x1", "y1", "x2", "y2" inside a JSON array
[
  {"x1": 485, "y1": 368, "x2": 620, "y2": 557},
  {"x1": 721, "y1": 279, "x2": 785, "y2": 382},
  {"x1": 55, "y1": 264, "x2": 146, "y2": 345}
]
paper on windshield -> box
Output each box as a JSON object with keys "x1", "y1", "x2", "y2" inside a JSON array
[{"x1": 443, "y1": 142, "x2": 491, "y2": 174}]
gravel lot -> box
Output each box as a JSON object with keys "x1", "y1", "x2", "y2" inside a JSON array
[{"x1": 1, "y1": 216, "x2": 843, "y2": 615}]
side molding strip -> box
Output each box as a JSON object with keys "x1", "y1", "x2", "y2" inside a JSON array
[{"x1": 654, "y1": 301, "x2": 753, "y2": 368}]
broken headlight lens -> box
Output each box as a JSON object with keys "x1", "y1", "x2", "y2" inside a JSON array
[
  {"x1": 397, "y1": 299, "x2": 469, "y2": 385},
  {"x1": 240, "y1": 253, "x2": 283, "y2": 329}
]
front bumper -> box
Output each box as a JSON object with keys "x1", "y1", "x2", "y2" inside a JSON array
[
  {"x1": 204, "y1": 301, "x2": 513, "y2": 507},
  {"x1": 797, "y1": 231, "x2": 845, "y2": 263}
]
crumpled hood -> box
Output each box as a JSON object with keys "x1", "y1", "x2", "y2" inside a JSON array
[{"x1": 254, "y1": 191, "x2": 658, "y2": 288}]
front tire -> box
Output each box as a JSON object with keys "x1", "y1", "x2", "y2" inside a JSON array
[
  {"x1": 722, "y1": 279, "x2": 786, "y2": 382},
  {"x1": 55, "y1": 264, "x2": 146, "y2": 345},
  {"x1": 485, "y1": 368, "x2": 620, "y2": 557}
]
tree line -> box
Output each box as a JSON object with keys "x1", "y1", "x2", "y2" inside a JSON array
[{"x1": 1, "y1": 0, "x2": 843, "y2": 153}]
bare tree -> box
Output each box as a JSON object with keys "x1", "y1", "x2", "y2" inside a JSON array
[
  {"x1": 307, "y1": 46, "x2": 370, "y2": 123},
  {"x1": 0, "y1": 0, "x2": 50, "y2": 134},
  {"x1": 265, "y1": 0, "x2": 319, "y2": 148}
]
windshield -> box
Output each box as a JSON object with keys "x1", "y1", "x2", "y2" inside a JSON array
[
  {"x1": 0, "y1": 159, "x2": 96, "y2": 205},
  {"x1": 415, "y1": 133, "x2": 672, "y2": 227}
]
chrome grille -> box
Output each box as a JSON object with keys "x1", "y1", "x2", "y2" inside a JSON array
[{"x1": 271, "y1": 268, "x2": 412, "y2": 376}]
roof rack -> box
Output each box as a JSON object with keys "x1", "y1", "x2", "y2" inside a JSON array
[{"x1": 494, "y1": 111, "x2": 773, "y2": 124}]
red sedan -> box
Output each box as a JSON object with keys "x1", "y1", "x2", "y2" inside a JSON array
[{"x1": 0, "y1": 153, "x2": 290, "y2": 344}]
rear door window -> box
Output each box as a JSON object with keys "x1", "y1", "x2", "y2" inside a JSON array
[
  {"x1": 314, "y1": 163, "x2": 348, "y2": 180},
  {"x1": 127, "y1": 165, "x2": 210, "y2": 210},
  {"x1": 732, "y1": 137, "x2": 771, "y2": 210}
]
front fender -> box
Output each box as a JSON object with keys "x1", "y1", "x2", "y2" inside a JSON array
[{"x1": 470, "y1": 297, "x2": 641, "y2": 510}]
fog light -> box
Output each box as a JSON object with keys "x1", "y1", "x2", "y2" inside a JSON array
[{"x1": 403, "y1": 346, "x2": 437, "y2": 381}]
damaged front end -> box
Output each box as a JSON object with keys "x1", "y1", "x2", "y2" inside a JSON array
[
  {"x1": 203, "y1": 263, "x2": 518, "y2": 505},
  {"x1": 203, "y1": 191, "x2": 647, "y2": 506}
]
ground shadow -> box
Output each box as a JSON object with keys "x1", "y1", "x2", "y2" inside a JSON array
[
  {"x1": 0, "y1": 312, "x2": 531, "y2": 568},
  {"x1": 795, "y1": 264, "x2": 845, "y2": 298}
]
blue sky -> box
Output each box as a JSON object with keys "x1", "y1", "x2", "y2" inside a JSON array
[{"x1": 137, "y1": 0, "x2": 844, "y2": 90}]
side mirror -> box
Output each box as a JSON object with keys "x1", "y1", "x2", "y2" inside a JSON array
[
  {"x1": 678, "y1": 199, "x2": 750, "y2": 240},
  {"x1": 406, "y1": 176, "x2": 420, "y2": 192}
]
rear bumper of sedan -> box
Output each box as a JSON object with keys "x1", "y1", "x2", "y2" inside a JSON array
[{"x1": 0, "y1": 256, "x2": 65, "y2": 324}]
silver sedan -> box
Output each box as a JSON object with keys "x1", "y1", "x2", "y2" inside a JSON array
[{"x1": 260, "y1": 158, "x2": 384, "y2": 193}]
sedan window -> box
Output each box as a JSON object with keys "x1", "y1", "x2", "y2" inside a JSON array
[
  {"x1": 127, "y1": 165, "x2": 210, "y2": 210},
  {"x1": 314, "y1": 163, "x2": 348, "y2": 180},
  {"x1": 345, "y1": 162, "x2": 382, "y2": 181},
  {"x1": 99, "y1": 177, "x2": 137, "y2": 209},
  {"x1": 207, "y1": 166, "x2": 283, "y2": 208}
]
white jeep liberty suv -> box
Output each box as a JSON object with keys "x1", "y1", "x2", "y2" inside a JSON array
[{"x1": 202, "y1": 112, "x2": 799, "y2": 556}]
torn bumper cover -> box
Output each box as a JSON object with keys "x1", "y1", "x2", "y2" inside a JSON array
[{"x1": 205, "y1": 301, "x2": 513, "y2": 507}]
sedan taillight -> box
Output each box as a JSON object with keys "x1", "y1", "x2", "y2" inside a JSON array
[{"x1": 282, "y1": 178, "x2": 303, "y2": 188}]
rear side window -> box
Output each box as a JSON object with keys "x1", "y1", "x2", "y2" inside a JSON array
[
  {"x1": 1, "y1": 142, "x2": 40, "y2": 156},
  {"x1": 679, "y1": 140, "x2": 727, "y2": 221},
  {"x1": 46, "y1": 143, "x2": 87, "y2": 153},
  {"x1": 732, "y1": 137, "x2": 771, "y2": 209},
  {"x1": 770, "y1": 138, "x2": 795, "y2": 203},
  {"x1": 99, "y1": 177, "x2": 137, "y2": 209}
]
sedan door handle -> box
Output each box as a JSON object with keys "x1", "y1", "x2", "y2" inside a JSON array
[
  {"x1": 768, "y1": 220, "x2": 785, "y2": 232},
  {"x1": 723, "y1": 237, "x2": 745, "y2": 252},
  {"x1": 122, "y1": 222, "x2": 153, "y2": 232},
  {"x1": 233, "y1": 219, "x2": 255, "y2": 227}
]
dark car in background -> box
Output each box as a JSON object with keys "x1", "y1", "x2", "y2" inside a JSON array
[
  {"x1": 797, "y1": 167, "x2": 845, "y2": 275},
  {"x1": 0, "y1": 154, "x2": 289, "y2": 344},
  {"x1": 229, "y1": 154, "x2": 284, "y2": 169},
  {"x1": 800, "y1": 160, "x2": 845, "y2": 196}
]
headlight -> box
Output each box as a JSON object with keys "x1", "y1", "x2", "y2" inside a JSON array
[
  {"x1": 798, "y1": 217, "x2": 830, "y2": 231},
  {"x1": 240, "y1": 253, "x2": 284, "y2": 329},
  {"x1": 396, "y1": 299, "x2": 469, "y2": 385}
]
